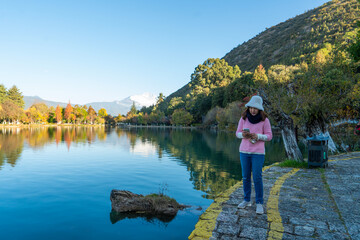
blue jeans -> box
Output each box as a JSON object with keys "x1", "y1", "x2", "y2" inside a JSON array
[{"x1": 240, "y1": 153, "x2": 265, "y2": 204}]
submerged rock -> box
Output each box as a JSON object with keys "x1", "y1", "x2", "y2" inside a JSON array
[{"x1": 110, "y1": 190, "x2": 187, "y2": 218}]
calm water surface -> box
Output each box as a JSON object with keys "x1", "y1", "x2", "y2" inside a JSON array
[{"x1": 0, "y1": 126, "x2": 285, "y2": 240}]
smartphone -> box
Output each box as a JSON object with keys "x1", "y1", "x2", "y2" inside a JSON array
[{"x1": 243, "y1": 128, "x2": 250, "y2": 132}]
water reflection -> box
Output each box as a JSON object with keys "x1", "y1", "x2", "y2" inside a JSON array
[
  {"x1": 0, "y1": 128, "x2": 24, "y2": 168},
  {"x1": 117, "y1": 128, "x2": 285, "y2": 199},
  {"x1": 0, "y1": 126, "x2": 108, "y2": 169},
  {"x1": 0, "y1": 126, "x2": 285, "y2": 199},
  {"x1": 110, "y1": 211, "x2": 175, "y2": 224}
]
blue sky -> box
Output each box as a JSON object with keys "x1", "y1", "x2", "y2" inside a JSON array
[{"x1": 0, "y1": 0, "x2": 329, "y2": 104}]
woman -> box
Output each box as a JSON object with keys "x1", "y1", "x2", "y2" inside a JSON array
[{"x1": 235, "y1": 95, "x2": 272, "y2": 214}]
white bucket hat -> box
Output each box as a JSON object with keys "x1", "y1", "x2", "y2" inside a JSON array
[{"x1": 245, "y1": 95, "x2": 264, "y2": 111}]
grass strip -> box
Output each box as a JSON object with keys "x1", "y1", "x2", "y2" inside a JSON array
[{"x1": 278, "y1": 159, "x2": 308, "y2": 168}]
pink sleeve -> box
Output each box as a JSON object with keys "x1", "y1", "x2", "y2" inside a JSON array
[
  {"x1": 236, "y1": 118, "x2": 244, "y2": 138},
  {"x1": 263, "y1": 118, "x2": 273, "y2": 141}
]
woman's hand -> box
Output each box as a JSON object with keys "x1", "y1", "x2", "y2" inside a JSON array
[
  {"x1": 250, "y1": 133, "x2": 258, "y2": 141},
  {"x1": 243, "y1": 131, "x2": 251, "y2": 139}
]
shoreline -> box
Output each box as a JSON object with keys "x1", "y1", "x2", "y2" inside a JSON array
[{"x1": 0, "y1": 123, "x2": 105, "y2": 128}]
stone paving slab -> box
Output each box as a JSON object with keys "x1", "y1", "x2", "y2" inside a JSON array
[{"x1": 189, "y1": 152, "x2": 360, "y2": 240}]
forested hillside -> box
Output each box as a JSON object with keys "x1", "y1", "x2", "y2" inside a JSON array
[
  {"x1": 223, "y1": 0, "x2": 360, "y2": 71},
  {"x1": 155, "y1": 0, "x2": 360, "y2": 118}
]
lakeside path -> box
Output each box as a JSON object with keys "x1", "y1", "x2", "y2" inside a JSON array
[{"x1": 189, "y1": 152, "x2": 360, "y2": 240}]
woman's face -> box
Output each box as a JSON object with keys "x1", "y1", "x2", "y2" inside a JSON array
[{"x1": 249, "y1": 107, "x2": 259, "y2": 116}]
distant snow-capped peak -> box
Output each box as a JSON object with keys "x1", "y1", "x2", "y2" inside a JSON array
[{"x1": 129, "y1": 92, "x2": 157, "y2": 107}]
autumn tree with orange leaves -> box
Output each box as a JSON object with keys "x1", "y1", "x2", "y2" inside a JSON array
[
  {"x1": 64, "y1": 102, "x2": 73, "y2": 123},
  {"x1": 55, "y1": 105, "x2": 63, "y2": 123}
]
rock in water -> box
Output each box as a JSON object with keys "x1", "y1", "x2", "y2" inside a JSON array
[{"x1": 110, "y1": 190, "x2": 187, "y2": 217}]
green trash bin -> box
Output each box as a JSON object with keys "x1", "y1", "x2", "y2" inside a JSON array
[{"x1": 307, "y1": 134, "x2": 329, "y2": 168}]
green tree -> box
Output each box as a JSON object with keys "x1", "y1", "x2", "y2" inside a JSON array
[
  {"x1": 73, "y1": 105, "x2": 88, "y2": 124},
  {"x1": 256, "y1": 63, "x2": 305, "y2": 161},
  {"x1": 167, "y1": 97, "x2": 185, "y2": 115},
  {"x1": 171, "y1": 109, "x2": 193, "y2": 126},
  {"x1": 223, "y1": 72, "x2": 253, "y2": 106},
  {"x1": 149, "y1": 110, "x2": 165, "y2": 124},
  {"x1": 48, "y1": 106, "x2": 55, "y2": 123},
  {"x1": 186, "y1": 58, "x2": 241, "y2": 121},
  {"x1": 156, "y1": 93, "x2": 164, "y2": 105},
  {"x1": 6, "y1": 85, "x2": 24, "y2": 109}
]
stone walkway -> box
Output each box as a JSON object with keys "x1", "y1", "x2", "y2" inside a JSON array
[{"x1": 189, "y1": 152, "x2": 360, "y2": 240}]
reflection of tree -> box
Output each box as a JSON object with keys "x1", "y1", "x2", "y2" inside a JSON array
[
  {"x1": 0, "y1": 126, "x2": 108, "y2": 170},
  {"x1": 24, "y1": 127, "x2": 51, "y2": 149},
  {"x1": 64, "y1": 127, "x2": 75, "y2": 150},
  {"x1": 118, "y1": 128, "x2": 242, "y2": 199},
  {"x1": 127, "y1": 129, "x2": 138, "y2": 150},
  {"x1": 0, "y1": 129, "x2": 24, "y2": 168},
  {"x1": 55, "y1": 127, "x2": 62, "y2": 145}
]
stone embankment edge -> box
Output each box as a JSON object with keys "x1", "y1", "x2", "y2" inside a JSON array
[{"x1": 188, "y1": 162, "x2": 280, "y2": 240}]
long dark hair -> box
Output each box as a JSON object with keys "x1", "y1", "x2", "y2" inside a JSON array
[{"x1": 241, "y1": 107, "x2": 268, "y2": 121}]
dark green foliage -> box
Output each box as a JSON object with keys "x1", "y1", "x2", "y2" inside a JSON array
[
  {"x1": 348, "y1": 30, "x2": 360, "y2": 61},
  {"x1": 223, "y1": 72, "x2": 253, "y2": 106}
]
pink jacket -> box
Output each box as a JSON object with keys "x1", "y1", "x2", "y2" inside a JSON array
[{"x1": 235, "y1": 117, "x2": 273, "y2": 154}]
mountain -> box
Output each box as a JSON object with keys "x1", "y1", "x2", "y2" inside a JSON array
[
  {"x1": 223, "y1": 0, "x2": 360, "y2": 71},
  {"x1": 160, "y1": 0, "x2": 360, "y2": 107},
  {"x1": 86, "y1": 93, "x2": 157, "y2": 116},
  {"x1": 24, "y1": 96, "x2": 67, "y2": 110},
  {"x1": 24, "y1": 93, "x2": 157, "y2": 116}
]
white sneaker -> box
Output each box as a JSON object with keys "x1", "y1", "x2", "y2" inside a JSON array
[
  {"x1": 256, "y1": 204, "x2": 264, "y2": 214},
  {"x1": 237, "y1": 201, "x2": 251, "y2": 209}
]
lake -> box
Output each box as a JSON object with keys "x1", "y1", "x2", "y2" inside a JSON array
[{"x1": 0, "y1": 126, "x2": 286, "y2": 240}]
